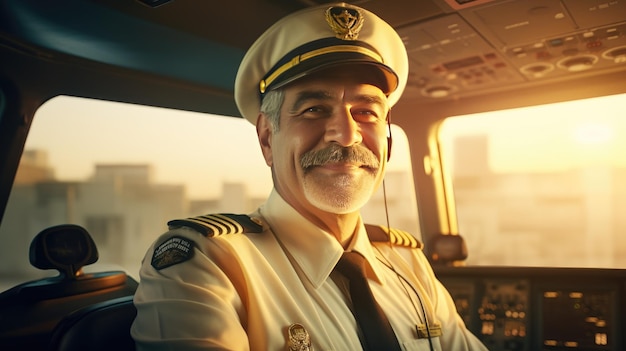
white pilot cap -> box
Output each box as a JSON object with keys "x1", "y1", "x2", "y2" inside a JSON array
[{"x1": 234, "y1": 2, "x2": 409, "y2": 125}]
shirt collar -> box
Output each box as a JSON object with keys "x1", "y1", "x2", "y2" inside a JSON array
[
  {"x1": 258, "y1": 189, "x2": 387, "y2": 288},
  {"x1": 347, "y1": 221, "x2": 388, "y2": 285}
]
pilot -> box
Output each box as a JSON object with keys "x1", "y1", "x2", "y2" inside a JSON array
[{"x1": 131, "y1": 3, "x2": 488, "y2": 350}]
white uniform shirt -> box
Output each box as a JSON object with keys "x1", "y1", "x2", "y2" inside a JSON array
[{"x1": 131, "y1": 190, "x2": 488, "y2": 351}]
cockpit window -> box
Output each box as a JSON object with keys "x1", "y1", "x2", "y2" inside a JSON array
[
  {"x1": 0, "y1": 96, "x2": 418, "y2": 290},
  {"x1": 439, "y1": 93, "x2": 626, "y2": 269}
]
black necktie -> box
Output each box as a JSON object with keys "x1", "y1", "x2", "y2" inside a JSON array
[{"x1": 335, "y1": 251, "x2": 402, "y2": 351}]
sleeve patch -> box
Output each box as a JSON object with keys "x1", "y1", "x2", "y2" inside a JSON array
[{"x1": 151, "y1": 236, "x2": 195, "y2": 270}]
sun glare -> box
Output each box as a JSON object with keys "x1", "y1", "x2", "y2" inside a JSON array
[{"x1": 441, "y1": 93, "x2": 626, "y2": 173}]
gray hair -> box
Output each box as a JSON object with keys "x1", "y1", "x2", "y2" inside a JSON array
[{"x1": 259, "y1": 89, "x2": 284, "y2": 133}]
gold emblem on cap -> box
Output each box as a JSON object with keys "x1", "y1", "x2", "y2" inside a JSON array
[
  {"x1": 325, "y1": 5, "x2": 364, "y2": 40},
  {"x1": 287, "y1": 323, "x2": 312, "y2": 350}
]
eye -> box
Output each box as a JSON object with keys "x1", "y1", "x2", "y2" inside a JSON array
[
  {"x1": 298, "y1": 105, "x2": 331, "y2": 119},
  {"x1": 351, "y1": 108, "x2": 383, "y2": 123}
]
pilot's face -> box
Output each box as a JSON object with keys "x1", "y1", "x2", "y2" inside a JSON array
[{"x1": 257, "y1": 70, "x2": 390, "y2": 220}]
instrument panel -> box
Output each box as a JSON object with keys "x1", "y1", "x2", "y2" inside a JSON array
[{"x1": 434, "y1": 267, "x2": 626, "y2": 351}]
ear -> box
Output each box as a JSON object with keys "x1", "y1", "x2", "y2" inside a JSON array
[{"x1": 256, "y1": 113, "x2": 273, "y2": 167}]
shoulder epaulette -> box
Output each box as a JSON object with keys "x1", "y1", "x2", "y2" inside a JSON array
[
  {"x1": 167, "y1": 213, "x2": 264, "y2": 237},
  {"x1": 365, "y1": 224, "x2": 422, "y2": 249}
]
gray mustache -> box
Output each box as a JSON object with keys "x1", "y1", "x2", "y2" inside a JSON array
[{"x1": 300, "y1": 144, "x2": 380, "y2": 170}]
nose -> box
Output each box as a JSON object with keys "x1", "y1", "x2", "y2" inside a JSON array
[{"x1": 324, "y1": 107, "x2": 363, "y2": 147}]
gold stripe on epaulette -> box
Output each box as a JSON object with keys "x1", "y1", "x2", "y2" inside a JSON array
[
  {"x1": 182, "y1": 217, "x2": 226, "y2": 235},
  {"x1": 192, "y1": 214, "x2": 244, "y2": 236},
  {"x1": 168, "y1": 213, "x2": 261, "y2": 237},
  {"x1": 388, "y1": 227, "x2": 421, "y2": 248},
  {"x1": 365, "y1": 224, "x2": 422, "y2": 248},
  {"x1": 198, "y1": 214, "x2": 244, "y2": 234}
]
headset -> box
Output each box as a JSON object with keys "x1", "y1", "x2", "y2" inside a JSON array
[
  {"x1": 380, "y1": 166, "x2": 436, "y2": 351},
  {"x1": 387, "y1": 110, "x2": 393, "y2": 162}
]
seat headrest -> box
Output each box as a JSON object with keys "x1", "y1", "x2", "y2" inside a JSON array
[{"x1": 29, "y1": 224, "x2": 99, "y2": 278}]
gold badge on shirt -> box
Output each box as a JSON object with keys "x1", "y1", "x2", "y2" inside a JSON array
[
  {"x1": 416, "y1": 322, "x2": 443, "y2": 338},
  {"x1": 287, "y1": 323, "x2": 312, "y2": 351}
]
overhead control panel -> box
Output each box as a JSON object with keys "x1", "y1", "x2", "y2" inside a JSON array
[{"x1": 403, "y1": 0, "x2": 626, "y2": 100}]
